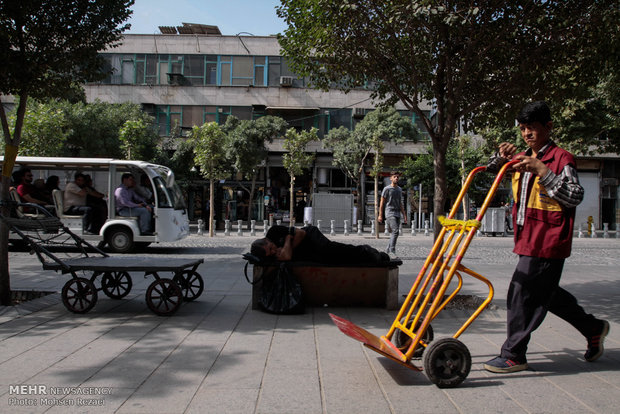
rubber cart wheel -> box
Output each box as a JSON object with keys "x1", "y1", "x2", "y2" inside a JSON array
[
  {"x1": 173, "y1": 270, "x2": 204, "y2": 301},
  {"x1": 62, "y1": 277, "x2": 98, "y2": 314},
  {"x1": 145, "y1": 278, "x2": 182, "y2": 316},
  {"x1": 423, "y1": 337, "x2": 471, "y2": 388},
  {"x1": 101, "y1": 271, "x2": 133, "y2": 299},
  {"x1": 393, "y1": 322, "x2": 434, "y2": 358}
]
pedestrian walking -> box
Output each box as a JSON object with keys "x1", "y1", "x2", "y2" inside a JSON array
[
  {"x1": 484, "y1": 101, "x2": 609, "y2": 373},
  {"x1": 378, "y1": 171, "x2": 407, "y2": 259}
]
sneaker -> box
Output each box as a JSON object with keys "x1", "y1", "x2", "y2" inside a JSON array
[
  {"x1": 388, "y1": 252, "x2": 398, "y2": 260},
  {"x1": 483, "y1": 356, "x2": 528, "y2": 373},
  {"x1": 585, "y1": 320, "x2": 609, "y2": 362}
]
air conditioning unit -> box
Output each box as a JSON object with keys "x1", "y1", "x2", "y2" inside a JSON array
[
  {"x1": 279, "y1": 76, "x2": 294, "y2": 87},
  {"x1": 353, "y1": 107, "x2": 366, "y2": 118}
]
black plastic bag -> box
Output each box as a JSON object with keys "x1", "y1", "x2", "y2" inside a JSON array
[{"x1": 259, "y1": 263, "x2": 305, "y2": 314}]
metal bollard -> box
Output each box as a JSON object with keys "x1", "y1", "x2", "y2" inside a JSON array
[
  {"x1": 591, "y1": 222, "x2": 597, "y2": 238},
  {"x1": 330, "y1": 220, "x2": 335, "y2": 236},
  {"x1": 578, "y1": 223, "x2": 584, "y2": 238},
  {"x1": 411, "y1": 222, "x2": 416, "y2": 236},
  {"x1": 357, "y1": 220, "x2": 363, "y2": 236},
  {"x1": 224, "y1": 219, "x2": 230, "y2": 236},
  {"x1": 603, "y1": 223, "x2": 609, "y2": 238},
  {"x1": 399, "y1": 221, "x2": 403, "y2": 236},
  {"x1": 344, "y1": 219, "x2": 349, "y2": 236},
  {"x1": 424, "y1": 220, "x2": 430, "y2": 236},
  {"x1": 384, "y1": 221, "x2": 389, "y2": 235},
  {"x1": 212, "y1": 220, "x2": 216, "y2": 236},
  {"x1": 370, "y1": 220, "x2": 376, "y2": 236},
  {"x1": 250, "y1": 220, "x2": 256, "y2": 236},
  {"x1": 197, "y1": 219, "x2": 203, "y2": 236},
  {"x1": 237, "y1": 220, "x2": 243, "y2": 236},
  {"x1": 316, "y1": 219, "x2": 322, "y2": 232},
  {"x1": 263, "y1": 220, "x2": 268, "y2": 236}
]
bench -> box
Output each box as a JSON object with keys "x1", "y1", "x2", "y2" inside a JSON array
[{"x1": 246, "y1": 258, "x2": 401, "y2": 310}]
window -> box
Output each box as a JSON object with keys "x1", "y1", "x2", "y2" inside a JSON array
[
  {"x1": 219, "y1": 56, "x2": 232, "y2": 85},
  {"x1": 268, "y1": 56, "x2": 281, "y2": 86},
  {"x1": 184, "y1": 55, "x2": 205, "y2": 85},
  {"x1": 232, "y1": 56, "x2": 253, "y2": 86}
]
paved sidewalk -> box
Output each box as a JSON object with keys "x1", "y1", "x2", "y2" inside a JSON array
[{"x1": 0, "y1": 234, "x2": 619, "y2": 413}]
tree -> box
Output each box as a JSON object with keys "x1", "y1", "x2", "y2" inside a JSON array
[
  {"x1": 277, "y1": 0, "x2": 617, "y2": 237},
  {"x1": 8, "y1": 99, "x2": 69, "y2": 157},
  {"x1": 119, "y1": 118, "x2": 160, "y2": 161},
  {"x1": 399, "y1": 137, "x2": 490, "y2": 218},
  {"x1": 223, "y1": 115, "x2": 288, "y2": 226},
  {"x1": 0, "y1": 0, "x2": 133, "y2": 305},
  {"x1": 282, "y1": 128, "x2": 317, "y2": 224},
  {"x1": 190, "y1": 122, "x2": 230, "y2": 237}
]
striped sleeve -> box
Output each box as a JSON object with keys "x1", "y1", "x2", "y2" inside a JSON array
[{"x1": 538, "y1": 164, "x2": 584, "y2": 208}]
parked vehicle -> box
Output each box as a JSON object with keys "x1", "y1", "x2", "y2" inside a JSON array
[{"x1": 2, "y1": 156, "x2": 190, "y2": 253}]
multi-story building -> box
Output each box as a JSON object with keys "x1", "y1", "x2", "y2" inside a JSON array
[
  {"x1": 75, "y1": 23, "x2": 620, "y2": 232},
  {"x1": 86, "y1": 23, "x2": 431, "y2": 227}
]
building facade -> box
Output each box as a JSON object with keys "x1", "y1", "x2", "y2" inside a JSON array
[
  {"x1": 85, "y1": 25, "x2": 430, "y2": 227},
  {"x1": 82, "y1": 24, "x2": 618, "y2": 231}
]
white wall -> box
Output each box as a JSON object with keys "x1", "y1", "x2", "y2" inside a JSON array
[{"x1": 575, "y1": 171, "x2": 600, "y2": 229}]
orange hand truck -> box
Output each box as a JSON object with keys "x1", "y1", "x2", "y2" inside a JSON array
[{"x1": 330, "y1": 160, "x2": 517, "y2": 388}]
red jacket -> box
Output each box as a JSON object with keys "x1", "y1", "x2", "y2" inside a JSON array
[{"x1": 512, "y1": 144, "x2": 577, "y2": 259}]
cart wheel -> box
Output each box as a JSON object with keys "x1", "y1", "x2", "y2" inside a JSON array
[
  {"x1": 393, "y1": 322, "x2": 434, "y2": 358},
  {"x1": 423, "y1": 338, "x2": 471, "y2": 388},
  {"x1": 145, "y1": 278, "x2": 182, "y2": 316},
  {"x1": 101, "y1": 271, "x2": 133, "y2": 299},
  {"x1": 62, "y1": 277, "x2": 98, "y2": 314},
  {"x1": 173, "y1": 270, "x2": 204, "y2": 301}
]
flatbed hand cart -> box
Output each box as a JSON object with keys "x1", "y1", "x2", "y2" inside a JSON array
[
  {"x1": 330, "y1": 160, "x2": 517, "y2": 388},
  {"x1": 1, "y1": 203, "x2": 204, "y2": 316}
]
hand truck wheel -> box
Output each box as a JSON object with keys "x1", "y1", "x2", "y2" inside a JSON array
[
  {"x1": 62, "y1": 277, "x2": 98, "y2": 314},
  {"x1": 101, "y1": 271, "x2": 133, "y2": 299},
  {"x1": 173, "y1": 270, "x2": 204, "y2": 301},
  {"x1": 423, "y1": 337, "x2": 471, "y2": 388},
  {"x1": 393, "y1": 322, "x2": 434, "y2": 358},
  {"x1": 145, "y1": 278, "x2": 183, "y2": 316}
]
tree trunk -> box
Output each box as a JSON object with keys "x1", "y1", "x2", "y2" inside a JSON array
[
  {"x1": 0, "y1": 176, "x2": 11, "y2": 305},
  {"x1": 248, "y1": 174, "x2": 257, "y2": 229},
  {"x1": 209, "y1": 179, "x2": 215, "y2": 237},
  {"x1": 289, "y1": 176, "x2": 295, "y2": 225},
  {"x1": 432, "y1": 143, "x2": 448, "y2": 239},
  {"x1": 374, "y1": 174, "x2": 379, "y2": 239}
]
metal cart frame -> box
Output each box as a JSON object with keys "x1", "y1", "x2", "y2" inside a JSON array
[
  {"x1": 330, "y1": 160, "x2": 517, "y2": 388},
  {"x1": 1, "y1": 203, "x2": 204, "y2": 316}
]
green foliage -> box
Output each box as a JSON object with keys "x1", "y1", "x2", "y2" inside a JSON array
[
  {"x1": 0, "y1": 0, "x2": 133, "y2": 101},
  {"x1": 283, "y1": 128, "x2": 317, "y2": 179},
  {"x1": 324, "y1": 107, "x2": 419, "y2": 185},
  {"x1": 399, "y1": 136, "x2": 490, "y2": 204},
  {"x1": 225, "y1": 115, "x2": 288, "y2": 178},
  {"x1": 277, "y1": 0, "x2": 618, "y2": 227},
  {"x1": 190, "y1": 122, "x2": 230, "y2": 181},
  {"x1": 8, "y1": 100, "x2": 68, "y2": 156},
  {"x1": 119, "y1": 118, "x2": 159, "y2": 161},
  {"x1": 7, "y1": 99, "x2": 159, "y2": 160}
]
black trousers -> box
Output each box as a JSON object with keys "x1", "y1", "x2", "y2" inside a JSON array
[
  {"x1": 295, "y1": 226, "x2": 385, "y2": 264},
  {"x1": 500, "y1": 255, "x2": 598, "y2": 362}
]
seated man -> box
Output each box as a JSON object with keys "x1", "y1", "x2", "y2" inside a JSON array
[
  {"x1": 64, "y1": 173, "x2": 101, "y2": 234},
  {"x1": 114, "y1": 173, "x2": 153, "y2": 235},
  {"x1": 251, "y1": 225, "x2": 391, "y2": 264},
  {"x1": 16, "y1": 168, "x2": 48, "y2": 209}
]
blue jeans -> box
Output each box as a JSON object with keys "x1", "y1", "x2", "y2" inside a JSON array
[
  {"x1": 117, "y1": 206, "x2": 152, "y2": 233},
  {"x1": 386, "y1": 216, "x2": 400, "y2": 253}
]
